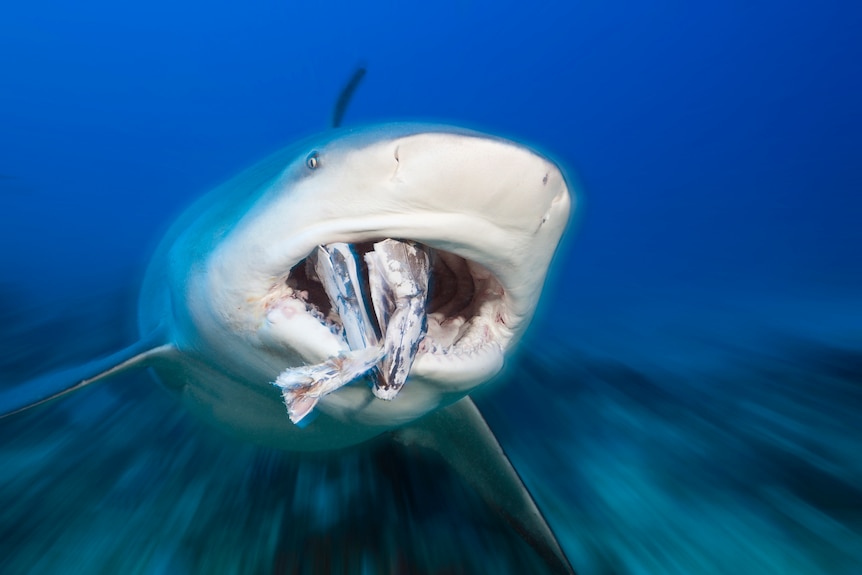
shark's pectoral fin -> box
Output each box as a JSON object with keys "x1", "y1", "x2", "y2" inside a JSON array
[
  {"x1": 0, "y1": 329, "x2": 176, "y2": 419},
  {"x1": 391, "y1": 397, "x2": 576, "y2": 575}
]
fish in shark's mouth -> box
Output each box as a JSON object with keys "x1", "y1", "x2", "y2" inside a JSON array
[{"x1": 272, "y1": 238, "x2": 507, "y2": 423}]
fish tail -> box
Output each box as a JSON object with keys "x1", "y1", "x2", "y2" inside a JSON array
[{"x1": 280, "y1": 389, "x2": 320, "y2": 424}]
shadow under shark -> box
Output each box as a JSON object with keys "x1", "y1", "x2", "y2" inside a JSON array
[{"x1": 0, "y1": 94, "x2": 575, "y2": 573}]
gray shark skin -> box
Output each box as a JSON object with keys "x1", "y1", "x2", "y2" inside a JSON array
[{"x1": 0, "y1": 123, "x2": 575, "y2": 574}]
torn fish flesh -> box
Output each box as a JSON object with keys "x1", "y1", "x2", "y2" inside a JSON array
[
  {"x1": 364, "y1": 239, "x2": 430, "y2": 399},
  {"x1": 313, "y1": 243, "x2": 379, "y2": 351},
  {"x1": 312, "y1": 243, "x2": 383, "y2": 390},
  {"x1": 273, "y1": 239, "x2": 431, "y2": 423},
  {"x1": 275, "y1": 346, "x2": 385, "y2": 424}
]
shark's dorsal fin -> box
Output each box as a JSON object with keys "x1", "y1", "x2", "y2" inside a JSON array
[
  {"x1": 331, "y1": 65, "x2": 367, "y2": 128},
  {"x1": 391, "y1": 397, "x2": 576, "y2": 575},
  {"x1": 0, "y1": 329, "x2": 175, "y2": 419}
]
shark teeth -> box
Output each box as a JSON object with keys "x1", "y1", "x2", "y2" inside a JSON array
[{"x1": 273, "y1": 239, "x2": 430, "y2": 423}]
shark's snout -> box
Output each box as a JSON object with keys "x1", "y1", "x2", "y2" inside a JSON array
[{"x1": 389, "y1": 133, "x2": 568, "y2": 230}]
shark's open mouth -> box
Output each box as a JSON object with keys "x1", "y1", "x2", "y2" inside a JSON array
[{"x1": 269, "y1": 239, "x2": 509, "y2": 423}]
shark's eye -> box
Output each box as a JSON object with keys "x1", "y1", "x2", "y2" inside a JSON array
[{"x1": 306, "y1": 151, "x2": 320, "y2": 170}]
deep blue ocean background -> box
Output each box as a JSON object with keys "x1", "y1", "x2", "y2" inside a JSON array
[{"x1": 1, "y1": 1, "x2": 861, "y2": 574}]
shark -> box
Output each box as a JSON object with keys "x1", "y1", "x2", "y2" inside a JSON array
[{"x1": 1, "y1": 121, "x2": 575, "y2": 572}]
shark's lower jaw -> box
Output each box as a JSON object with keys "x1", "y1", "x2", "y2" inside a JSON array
[{"x1": 263, "y1": 238, "x2": 512, "y2": 423}]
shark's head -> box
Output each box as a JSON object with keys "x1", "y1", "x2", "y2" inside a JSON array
[{"x1": 154, "y1": 123, "x2": 571, "y2": 444}]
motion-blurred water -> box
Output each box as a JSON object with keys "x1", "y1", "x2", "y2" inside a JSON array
[
  {"x1": 0, "y1": 286, "x2": 555, "y2": 574},
  {"x1": 1, "y1": 0, "x2": 861, "y2": 573},
  {"x1": 2, "y1": 284, "x2": 860, "y2": 574}
]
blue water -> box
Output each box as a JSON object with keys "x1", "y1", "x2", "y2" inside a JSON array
[{"x1": 1, "y1": 1, "x2": 861, "y2": 574}]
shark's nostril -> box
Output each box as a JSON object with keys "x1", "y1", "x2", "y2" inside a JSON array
[{"x1": 392, "y1": 146, "x2": 401, "y2": 179}]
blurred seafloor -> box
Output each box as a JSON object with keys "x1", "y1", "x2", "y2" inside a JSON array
[
  {"x1": 0, "y1": 283, "x2": 859, "y2": 575},
  {"x1": 1, "y1": 1, "x2": 861, "y2": 573}
]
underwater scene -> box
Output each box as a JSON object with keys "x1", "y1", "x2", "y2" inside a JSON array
[{"x1": 1, "y1": 1, "x2": 861, "y2": 574}]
